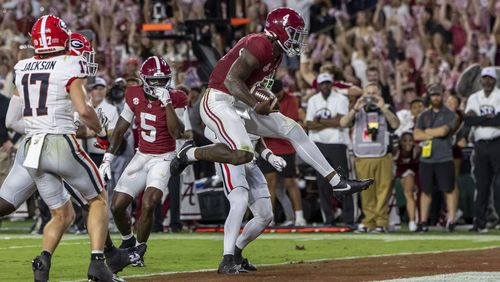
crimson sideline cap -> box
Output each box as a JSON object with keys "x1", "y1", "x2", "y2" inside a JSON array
[
  {"x1": 317, "y1": 73, "x2": 333, "y2": 84},
  {"x1": 481, "y1": 67, "x2": 497, "y2": 80}
]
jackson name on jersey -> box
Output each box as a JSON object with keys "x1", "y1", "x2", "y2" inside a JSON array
[{"x1": 14, "y1": 55, "x2": 87, "y2": 136}]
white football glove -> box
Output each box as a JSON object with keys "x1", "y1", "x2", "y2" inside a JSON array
[
  {"x1": 261, "y1": 149, "x2": 287, "y2": 172},
  {"x1": 153, "y1": 87, "x2": 172, "y2": 106},
  {"x1": 99, "y1": 153, "x2": 114, "y2": 181},
  {"x1": 96, "y1": 108, "x2": 110, "y2": 137}
]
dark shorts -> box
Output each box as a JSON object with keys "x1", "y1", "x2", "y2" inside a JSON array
[
  {"x1": 419, "y1": 161, "x2": 455, "y2": 194},
  {"x1": 257, "y1": 153, "x2": 296, "y2": 178}
]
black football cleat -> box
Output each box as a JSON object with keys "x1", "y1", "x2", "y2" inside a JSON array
[
  {"x1": 240, "y1": 258, "x2": 257, "y2": 271},
  {"x1": 32, "y1": 255, "x2": 51, "y2": 282},
  {"x1": 105, "y1": 243, "x2": 146, "y2": 273},
  {"x1": 170, "y1": 140, "x2": 195, "y2": 176},
  {"x1": 332, "y1": 178, "x2": 374, "y2": 195},
  {"x1": 87, "y1": 259, "x2": 115, "y2": 282},
  {"x1": 217, "y1": 259, "x2": 240, "y2": 274}
]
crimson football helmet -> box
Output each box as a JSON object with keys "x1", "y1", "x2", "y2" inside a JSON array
[
  {"x1": 264, "y1": 7, "x2": 307, "y2": 57},
  {"x1": 139, "y1": 56, "x2": 172, "y2": 97},
  {"x1": 70, "y1": 33, "x2": 98, "y2": 76},
  {"x1": 31, "y1": 15, "x2": 71, "y2": 54}
]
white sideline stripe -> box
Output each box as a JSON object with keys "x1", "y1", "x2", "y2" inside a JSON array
[
  {"x1": 58, "y1": 245, "x2": 500, "y2": 282},
  {"x1": 379, "y1": 272, "x2": 500, "y2": 282},
  {"x1": 3, "y1": 233, "x2": 500, "y2": 242}
]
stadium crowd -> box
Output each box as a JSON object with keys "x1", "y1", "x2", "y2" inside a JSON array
[{"x1": 0, "y1": 0, "x2": 500, "y2": 235}]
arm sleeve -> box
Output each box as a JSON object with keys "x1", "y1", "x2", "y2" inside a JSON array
[
  {"x1": 120, "y1": 103, "x2": 134, "y2": 123},
  {"x1": 5, "y1": 95, "x2": 25, "y2": 134}
]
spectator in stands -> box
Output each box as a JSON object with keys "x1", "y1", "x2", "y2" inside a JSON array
[
  {"x1": 413, "y1": 84, "x2": 458, "y2": 232},
  {"x1": 464, "y1": 67, "x2": 500, "y2": 233},
  {"x1": 258, "y1": 80, "x2": 306, "y2": 226},
  {"x1": 341, "y1": 83, "x2": 400, "y2": 233},
  {"x1": 83, "y1": 77, "x2": 119, "y2": 165},
  {"x1": 396, "y1": 97, "x2": 425, "y2": 137},
  {"x1": 0, "y1": 93, "x2": 12, "y2": 186},
  {"x1": 306, "y1": 73, "x2": 353, "y2": 226},
  {"x1": 394, "y1": 132, "x2": 420, "y2": 232}
]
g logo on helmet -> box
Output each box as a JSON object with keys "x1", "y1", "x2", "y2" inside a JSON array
[{"x1": 71, "y1": 39, "x2": 84, "y2": 49}]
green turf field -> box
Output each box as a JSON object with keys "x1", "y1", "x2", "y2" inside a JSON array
[{"x1": 1, "y1": 224, "x2": 500, "y2": 281}]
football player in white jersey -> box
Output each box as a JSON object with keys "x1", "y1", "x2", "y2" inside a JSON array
[
  {"x1": 204, "y1": 127, "x2": 285, "y2": 274},
  {"x1": 0, "y1": 15, "x2": 114, "y2": 282}
]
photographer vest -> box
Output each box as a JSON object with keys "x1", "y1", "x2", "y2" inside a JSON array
[{"x1": 353, "y1": 108, "x2": 389, "y2": 158}]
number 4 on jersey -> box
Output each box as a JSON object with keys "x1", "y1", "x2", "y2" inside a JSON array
[{"x1": 22, "y1": 73, "x2": 50, "y2": 117}]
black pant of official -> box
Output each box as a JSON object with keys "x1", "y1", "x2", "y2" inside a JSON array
[
  {"x1": 315, "y1": 143, "x2": 355, "y2": 225},
  {"x1": 472, "y1": 138, "x2": 500, "y2": 228}
]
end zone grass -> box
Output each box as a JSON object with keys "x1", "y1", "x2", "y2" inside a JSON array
[{"x1": 0, "y1": 230, "x2": 500, "y2": 281}]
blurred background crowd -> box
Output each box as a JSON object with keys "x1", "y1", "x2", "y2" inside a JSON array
[{"x1": 0, "y1": 0, "x2": 500, "y2": 234}]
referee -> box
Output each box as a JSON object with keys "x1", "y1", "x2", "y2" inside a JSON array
[{"x1": 464, "y1": 67, "x2": 500, "y2": 233}]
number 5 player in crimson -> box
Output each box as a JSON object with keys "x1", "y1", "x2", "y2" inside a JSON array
[
  {"x1": 99, "y1": 56, "x2": 187, "y2": 266},
  {"x1": 170, "y1": 8, "x2": 374, "y2": 204}
]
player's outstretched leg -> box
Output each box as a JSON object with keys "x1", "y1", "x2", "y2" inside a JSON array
[
  {"x1": 250, "y1": 113, "x2": 374, "y2": 194},
  {"x1": 234, "y1": 197, "x2": 273, "y2": 271},
  {"x1": 218, "y1": 187, "x2": 249, "y2": 274},
  {"x1": 170, "y1": 141, "x2": 254, "y2": 176}
]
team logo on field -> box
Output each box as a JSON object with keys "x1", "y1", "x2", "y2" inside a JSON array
[
  {"x1": 71, "y1": 39, "x2": 84, "y2": 49},
  {"x1": 133, "y1": 97, "x2": 139, "y2": 105}
]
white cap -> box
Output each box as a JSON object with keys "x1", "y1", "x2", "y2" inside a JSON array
[
  {"x1": 317, "y1": 72, "x2": 333, "y2": 84},
  {"x1": 92, "y1": 77, "x2": 107, "y2": 88},
  {"x1": 481, "y1": 67, "x2": 497, "y2": 80}
]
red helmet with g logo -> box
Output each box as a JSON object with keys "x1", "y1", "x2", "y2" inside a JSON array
[
  {"x1": 70, "y1": 33, "x2": 98, "y2": 76},
  {"x1": 31, "y1": 15, "x2": 70, "y2": 54},
  {"x1": 139, "y1": 56, "x2": 172, "y2": 97},
  {"x1": 264, "y1": 7, "x2": 307, "y2": 57}
]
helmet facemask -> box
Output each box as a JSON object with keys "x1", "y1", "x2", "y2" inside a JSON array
[
  {"x1": 82, "y1": 50, "x2": 98, "y2": 76},
  {"x1": 280, "y1": 26, "x2": 308, "y2": 57},
  {"x1": 140, "y1": 75, "x2": 172, "y2": 99}
]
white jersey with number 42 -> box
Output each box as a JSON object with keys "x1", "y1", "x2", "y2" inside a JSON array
[{"x1": 14, "y1": 55, "x2": 87, "y2": 136}]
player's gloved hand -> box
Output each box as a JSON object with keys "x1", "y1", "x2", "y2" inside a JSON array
[
  {"x1": 253, "y1": 99, "x2": 273, "y2": 115},
  {"x1": 94, "y1": 135, "x2": 110, "y2": 150},
  {"x1": 97, "y1": 108, "x2": 110, "y2": 132},
  {"x1": 153, "y1": 87, "x2": 172, "y2": 106},
  {"x1": 261, "y1": 148, "x2": 287, "y2": 172},
  {"x1": 99, "y1": 153, "x2": 114, "y2": 181}
]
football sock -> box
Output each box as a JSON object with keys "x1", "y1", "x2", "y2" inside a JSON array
[
  {"x1": 329, "y1": 173, "x2": 341, "y2": 187},
  {"x1": 222, "y1": 254, "x2": 234, "y2": 264},
  {"x1": 295, "y1": 210, "x2": 305, "y2": 221},
  {"x1": 120, "y1": 235, "x2": 136, "y2": 249},
  {"x1": 91, "y1": 251, "x2": 105, "y2": 261},
  {"x1": 223, "y1": 187, "x2": 248, "y2": 256},
  {"x1": 235, "y1": 198, "x2": 272, "y2": 252},
  {"x1": 233, "y1": 247, "x2": 243, "y2": 265},
  {"x1": 186, "y1": 148, "x2": 197, "y2": 161},
  {"x1": 41, "y1": 250, "x2": 52, "y2": 261}
]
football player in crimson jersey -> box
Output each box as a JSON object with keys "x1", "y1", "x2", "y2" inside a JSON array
[
  {"x1": 171, "y1": 8, "x2": 373, "y2": 197},
  {"x1": 0, "y1": 16, "x2": 115, "y2": 281},
  {"x1": 99, "y1": 56, "x2": 187, "y2": 265}
]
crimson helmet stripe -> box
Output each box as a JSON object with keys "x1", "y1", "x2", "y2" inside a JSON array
[
  {"x1": 153, "y1": 56, "x2": 161, "y2": 74},
  {"x1": 40, "y1": 16, "x2": 48, "y2": 49}
]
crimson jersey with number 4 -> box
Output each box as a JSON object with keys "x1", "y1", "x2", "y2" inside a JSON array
[
  {"x1": 125, "y1": 86, "x2": 187, "y2": 154},
  {"x1": 208, "y1": 33, "x2": 282, "y2": 94},
  {"x1": 13, "y1": 55, "x2": 87, "y2": 135}
]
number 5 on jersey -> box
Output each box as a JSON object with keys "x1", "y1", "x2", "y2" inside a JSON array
[
  {"x1": 21, "y1": 73, "x2": 50, "y2": 117},
  {"x1": 141, "y1": 112, "x2": 157, "y2": 142}
]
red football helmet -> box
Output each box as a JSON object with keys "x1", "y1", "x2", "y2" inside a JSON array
[
  {"x1": 264, "y1": 7, "x2": 308, "y2": 57},
  {"x1": 139, "y1": 56, "x2": 172, "y2": 97},
  {"x1": 70, "y1": 33, "x2": 98, "y2": 76},
  {"x1": 31, "y1": 15, "x2": 71, "y2": 54}
]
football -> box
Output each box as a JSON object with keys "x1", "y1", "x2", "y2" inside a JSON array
[{"x1": 251, "y1": 85, "x2": 278, "y2": 109}]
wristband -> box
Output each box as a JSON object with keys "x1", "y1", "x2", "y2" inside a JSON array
[{"x1": 260, "y1": 148, "x2": 273, "y2": 161}]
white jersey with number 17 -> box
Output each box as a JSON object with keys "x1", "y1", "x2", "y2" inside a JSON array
[{"x1": 14, "y1": 54, "x2": 87, "y2": 136}]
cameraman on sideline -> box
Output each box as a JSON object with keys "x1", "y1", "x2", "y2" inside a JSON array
[{"x1": 341, "y1": 83, "x2": 400, "y2": 233}]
